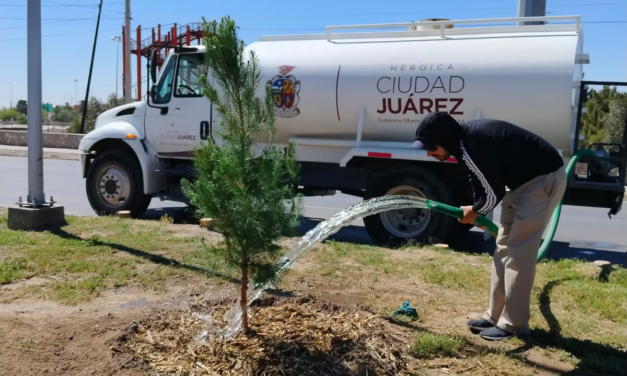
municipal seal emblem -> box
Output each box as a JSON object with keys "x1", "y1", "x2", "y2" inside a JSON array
[{"x1": 267, "y1": 65, "x2": 301, "y2": 118}]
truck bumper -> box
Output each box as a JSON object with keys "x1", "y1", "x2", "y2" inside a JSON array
[{"x1": 79, "y1": 152, "x2": 88, "y2": 179}]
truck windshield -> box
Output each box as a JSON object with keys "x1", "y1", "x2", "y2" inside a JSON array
[
  {"x1": 153, "y1": 55, "x2": 177, "y2": 104},
  {"x1": 175, "y1": 53, "x2": 206, "y2": 97}
]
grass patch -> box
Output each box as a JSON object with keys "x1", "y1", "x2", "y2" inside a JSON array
[
  {"x1": 51, "y1": 277, "x2": 105, "y2": 304},
  {"x1": 563, "y1": 278, "x2": 627, "y2": 323},
  {"x1": 416, "y1": 262, "x2": 489, "y2": 290},
  {"x1": 0, "y1": 213, "x2": 229, "y2": 303},
  {"x1": 16, "y1": 338, "x2": 36, "y2": 352},
  {"x1": 412, "y1": 332, "x2": 467, "y2": 358},
  {"x1": 180, "y1": 241, "x2": 237, "y2": 281},
  {"x1": 0, "y1": 257, "x2": 29, "y2": 284}
]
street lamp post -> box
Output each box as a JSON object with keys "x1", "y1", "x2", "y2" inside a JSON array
[
  {"x1": 74, "y1": 79, "x2": 78, "y2": 107},
  {"x1": 111, "y1": 36, "x2": 121, "y2": 98},
  {"x1": 8, "y1": 79, "x2": 12, "y2": 109}
]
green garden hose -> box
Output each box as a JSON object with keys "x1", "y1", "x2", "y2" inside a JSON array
[{"x1": 424, "y1": 149, "x2": 597, "y2": 262}]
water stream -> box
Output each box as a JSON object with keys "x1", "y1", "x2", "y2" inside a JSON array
[{"x1": 220, "y1": 195, "x2": 430, "y2": 338}]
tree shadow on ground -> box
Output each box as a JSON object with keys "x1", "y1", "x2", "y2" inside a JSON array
[
  {"x1": 42, "y1": 224, "x2": 240, "y2": 284},
  {"x1": 504, "y1": 278, "x2": 627, "y2": 376},
  {"x1": 142, "y1": 206, "x2": 199, "y2": 224},
  {"x1": 140, "y1": 208, "x2": 627, "y2": 267}
]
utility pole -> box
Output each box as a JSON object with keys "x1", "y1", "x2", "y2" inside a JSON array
[
  {"x1": 111, "y1": 36, "x2": 121, "y2": 98},
  {"x1": 80, "y1": 0, "x2": 104, "y2": 134},
  {"x1": 124, "y1": 0, "x2": 132, "y2": 103},
  {"x1": 517, "y1": 0, "x2": 547, "y2": 26},
  {"x1": 7, "y1": 79, "x2": 12, "y2": 109},
  {"x1": 8, "y1": 0, "x2": 65, "y2": 230},
  {"x1": 74, "y1": 79, "x2": 78, "y2": 106},
  {"x1": 26, "y1": 0, "x2": 44, "y2": 206}
]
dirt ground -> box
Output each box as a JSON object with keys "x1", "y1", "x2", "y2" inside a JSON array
[
  {"x1": 1, "y1": 280, "x2": 206, "y2": 375},
  {"x1": 0, "y1": 276, "x2": 574, "y2": 376},
  {"x1": 2, "y1": 278, "x2": 413, "y2": 376}
]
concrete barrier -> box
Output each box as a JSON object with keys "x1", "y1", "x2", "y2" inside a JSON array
[
  {"x1": 0, "y1": 130, "x2": 83, "y2": 149},
  {"x1": 0, "y1": 121, "x2": 71, "y2": 127}
]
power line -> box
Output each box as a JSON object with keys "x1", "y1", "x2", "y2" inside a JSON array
[
  {"x1": 0, "y1": 16, "x2": 122, "y2": 20},
  {"x1": 0, "y1": 17, "x2": 123, "y2": 30},
  {"x1": 583, "y1": 20, "x2": 627, "y2": 23},
  {"x1": 0, "y1": 27, "x2": 120, "y2": 42},
  {"x1": 0, "y1": 19, "x2": 68, "y2": 31},
  {"x1": 0, "y1": 2, "x2": 122, "y2": 7},
  {"x1": 42, "y1": 1, "x2": 122, "y2": 7}
]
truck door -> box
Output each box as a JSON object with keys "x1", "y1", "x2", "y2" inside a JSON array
[{"x1": 145, "y1": 52, "x2": 216, "y2": 159}]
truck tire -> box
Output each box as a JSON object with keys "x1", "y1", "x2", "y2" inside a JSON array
[
  {"x1": 363, "y1": 166, "x2": 457, "y2": 247},
  {"x1": 86, "y1": 150, "x2": 152, "y2": 218}
]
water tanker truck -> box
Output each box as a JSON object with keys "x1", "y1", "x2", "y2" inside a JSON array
[{"x1": 78, "y1": 16, "x2": 626, "y2": 245}]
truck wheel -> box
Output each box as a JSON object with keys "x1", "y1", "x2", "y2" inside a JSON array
[
  {"x1": 86, "y1": 150, "x2": 151, "y2": 218},
  {"x1": 363, "y1": 166, "x2": 456, "y2": 247}
]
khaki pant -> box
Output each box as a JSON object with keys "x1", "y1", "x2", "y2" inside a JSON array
[{"x1": 482, "y1": 166, "x2": 567, "y2": 335}]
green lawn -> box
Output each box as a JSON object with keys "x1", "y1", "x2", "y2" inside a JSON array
[{"x1": 0, "y1": 214, "x2": 234, "y2": 304}]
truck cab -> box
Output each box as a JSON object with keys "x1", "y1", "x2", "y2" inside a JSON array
[{"x1": 78, "y1": 47, "x2": 216, "y2": 216}]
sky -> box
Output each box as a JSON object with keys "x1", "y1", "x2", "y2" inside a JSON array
[{"x1": 0, "y1": 0, "x2": 626, "y2": 108}]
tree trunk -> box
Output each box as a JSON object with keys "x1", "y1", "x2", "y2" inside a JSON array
[{"x1": 240, "y1": 265, "x2": 249, "y2": 332}]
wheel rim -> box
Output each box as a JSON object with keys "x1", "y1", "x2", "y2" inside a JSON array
[
  {"x1": 97, "y1": 167, "x2": 131, "y2": 207},
  {"x1": 380, "y1": 185, "x2": 431, "y2": 238}
]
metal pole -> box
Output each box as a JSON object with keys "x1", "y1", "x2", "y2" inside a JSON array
[
  {"x1": 74, "y1": 79, "x2": 77, "y2": 106},
  {"x1": 8, "y1": 80, "x2": 12, "y2": 109},
  {"x1": 124, "y1": 0, "x2": 132, "y2": 104},
  {"x1": 122, "y1": 27, "x2": 127, "y2": 101},
  {"x1": 112, "y1": 36, "x2": 120, "y2": 98},
  {"x1": 79, "y1": 0, "x2": 103, "y2": 134},
  {"x1": 116, "y1": 39, "x2": 119, "y2": 98},
  {"x1": 27, "y1": 0, "x2": 44, "y2": 205},
  {"x1": 136, "y1": 25, "x2": 141, "y2": 101}
]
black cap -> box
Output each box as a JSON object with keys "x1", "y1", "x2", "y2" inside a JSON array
[{"x1": 411, "y1": 112, "x2": 463, "y2": 154}]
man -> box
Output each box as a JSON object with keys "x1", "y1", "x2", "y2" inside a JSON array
[{"x1": 411, "y1": 112, "x2": 567, "y2": 341}]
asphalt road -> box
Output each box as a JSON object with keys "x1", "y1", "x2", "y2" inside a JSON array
[{"x1": 1, "y1": 156, "x2": 625, "y2": 265}]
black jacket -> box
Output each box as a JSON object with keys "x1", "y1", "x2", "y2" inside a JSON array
[{"x1": 414, "y1": 112, "x2": 564, "y2": 216}]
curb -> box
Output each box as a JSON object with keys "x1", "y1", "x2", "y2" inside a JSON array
[{"x1": 0, "y1": 148, "x2": 78, "y2": 161}]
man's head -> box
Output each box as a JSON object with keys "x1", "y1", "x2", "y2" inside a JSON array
[
  {"x1": 411, "y1": 112, "x2": 463, "y2": 160},
  {"x1": 427, "y1": 145, "x2": 451, "y2": 161}
]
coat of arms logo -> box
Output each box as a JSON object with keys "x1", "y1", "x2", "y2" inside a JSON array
[{"x1": 267, "y1": 65, "x2": 301, "y2": 118}]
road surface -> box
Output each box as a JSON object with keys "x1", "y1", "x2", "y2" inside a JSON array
[{"x1": 1, "y1": 156, "x2": 625, "y2": 265}]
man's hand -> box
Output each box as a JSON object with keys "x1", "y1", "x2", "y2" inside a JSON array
[{"x1": 460, "y1": 206, "x2": 479, "y2": 225}]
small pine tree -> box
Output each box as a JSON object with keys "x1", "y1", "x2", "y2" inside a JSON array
[{"x1": 182, "y1": 16, "x2": 302, "y2": 333}]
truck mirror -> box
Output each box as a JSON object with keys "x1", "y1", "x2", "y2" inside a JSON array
[
  {"x1": 150, "y1": 49, "x2": 158, "y2": 84},
  {"x1": 150, "y1": 85, "x2": 157, "y2": 102}
]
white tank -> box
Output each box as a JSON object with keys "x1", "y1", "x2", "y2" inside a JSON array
[{"x1": 245, "y1": 18, "x2": 584, "y2": 155}]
